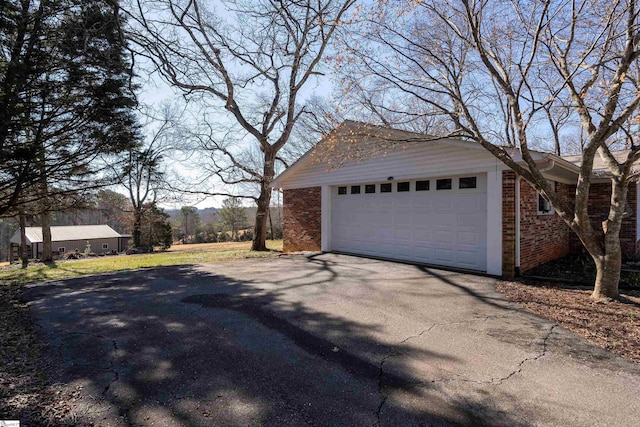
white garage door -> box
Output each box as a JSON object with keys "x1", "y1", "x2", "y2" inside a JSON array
[{"x1": 331, "y1": 174, "x2": 487, "y2": 271}]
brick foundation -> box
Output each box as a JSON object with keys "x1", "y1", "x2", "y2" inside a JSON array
[{"x1": 283, "y1": 187, "x2": 322, "y2": 252}]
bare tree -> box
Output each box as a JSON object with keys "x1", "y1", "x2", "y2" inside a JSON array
[
  {"x1": 117, "y1": 106, "x2": 179, "y2": 249},
  {"x1": 126, "y1": 0, "x2": 355, "y2": 251},
  {"x1": 339, "y1": 0, "x2": 640, "y2": 300}
]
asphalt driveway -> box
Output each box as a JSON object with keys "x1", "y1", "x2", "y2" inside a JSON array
[{"x1": 23, "y1": 253, "x2": 640, "y2": 426}]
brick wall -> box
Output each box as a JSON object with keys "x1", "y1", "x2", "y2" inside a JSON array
[
  {"x1": 519, "y1": 180, "x2": 573, "y2": 272},
  {"x1": 568, "y1": 183, "x2": 638, "y2": 259},
  {"x1": 283, "y1": 187, "x2": 322, "y2": 252},
  {"x1": 502, "y1": 171, "x2": 517, "y2": 277}
]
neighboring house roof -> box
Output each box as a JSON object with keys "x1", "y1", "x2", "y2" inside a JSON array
[
  {"x1": 272, "y1": 120, "x2": 638, "y2": 188},
  {"x1": 561, "y1": 150, "x2": 640, "y2": 176},
  {"x1": 10, "y1": 225, "x2": 126, "y2": 245}
]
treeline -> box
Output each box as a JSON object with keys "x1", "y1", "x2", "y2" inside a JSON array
[{"x1": 168, "y1": 199, "x2": 283, "y2": 245}]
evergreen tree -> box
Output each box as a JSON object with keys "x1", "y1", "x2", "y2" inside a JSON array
[
  {"x1": 0, "y1": 0, "x2": 138, "y2": 218},
  {"x1": 219, "y1": 197, "x2": 247, "y2": 242}
]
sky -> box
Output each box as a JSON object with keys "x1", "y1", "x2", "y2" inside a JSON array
[{"x1": 129, "y1": 2, "x2": 338, "y2": 211}]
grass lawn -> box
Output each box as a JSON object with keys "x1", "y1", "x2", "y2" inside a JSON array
[{"x1": 0, "y1": 240, "x2": 283, "y2": 286}]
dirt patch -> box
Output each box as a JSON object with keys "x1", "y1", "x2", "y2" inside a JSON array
[
  {"x1": 0, "y1": 284, "x2": 81, "y2": 425},
  {"x1": 496, "y1": 281, "x2": 640, "y2": 364}
]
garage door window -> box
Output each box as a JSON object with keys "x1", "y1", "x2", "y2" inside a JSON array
[
  {"x1": 459, "y1": 177, "x2": 477, "y2": 189},
  {"x1": 338, "y1": 186, "x2": 347, "y2": 195},
  {"x1": 416, "y1": 180, "x2": 430, "y2": 191},
  {"x1": 351, "y1": 185, "x2": 361, "y2": 194},
  {"x1": 365, "y1": 184, "x2": 376, "y2": 193},
  {"x1": 397, "y1": 182, "x2": 410, "y2": 192},
  {"x1": 380, "y1": 183, "x2": 392, "y2": 193},
  {"x1": 436, "y1": 179, "x2": 452, "y2": 190}
]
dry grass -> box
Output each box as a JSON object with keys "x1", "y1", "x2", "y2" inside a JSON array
[
  {"x1": 497, "y1": 281, "x2": 640, "y2": 363},
  {"x1": 167, "y1": 241, "x2": 258, "y2": 252}
]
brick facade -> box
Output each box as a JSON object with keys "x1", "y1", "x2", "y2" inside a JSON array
[
  {"x1": 502, "y1": 171, "x2": 517, "y2": 277},
  {"x1": 504, "y1": 174, "x2": 639, "y2": 274},
  {"x1": 283, "y1": 187, "x2": 322, "y2": 252},
  {"x1": 568, "y1": 183, "x2": 638, "y2": 258},
  {"x1": 518, "y1": 180, "x2": 573, "y2": 272}
]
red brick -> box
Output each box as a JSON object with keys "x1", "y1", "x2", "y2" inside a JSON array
[{"x1": 283, "y1": 187, "x2": 321, "y2": 252}]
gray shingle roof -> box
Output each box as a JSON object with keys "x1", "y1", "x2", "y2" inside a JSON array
[
  {"x1": 561, "y1": 150, "x2": 639, "y2": 175},
  {"x1": 10, "y1": 225, "x2": 124, "y2": 244}
]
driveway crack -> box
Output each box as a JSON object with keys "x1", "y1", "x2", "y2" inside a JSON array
[
  {"x1": 101, "y1": 340, "x2": 120, "y2": 398},
  {"x1": 490, "y1": 324, "x2": 557, "y2": 385},
  {"x1": 376, "y1": 325, "x2": 437, "y2": 425}
]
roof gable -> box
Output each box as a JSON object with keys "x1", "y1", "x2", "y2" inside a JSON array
[{"x1": 273, "y1": 121, "x2": 514, "y2": 189}]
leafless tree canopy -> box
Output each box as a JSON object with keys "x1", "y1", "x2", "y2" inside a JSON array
[
  {"x1": 125, "y1": 0, "x2": 355, "y2": 250},
  {"x1": 339, "y1": 0, "x2": 640, "y2": 299}
]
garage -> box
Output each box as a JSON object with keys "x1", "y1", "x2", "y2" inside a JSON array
[{"x1": 330, "y1": 174, "x2": 488, "y2": 271}]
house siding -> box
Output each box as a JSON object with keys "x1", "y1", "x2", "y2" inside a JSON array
[
  {"x1": 50, "y1": 237, "x2": 121, "y2": 256},
  {"x1": 283, "y1": 187, "x2": 322, "y2": 252},
  {"x1": 278, "y1": 142, "x2": 506, "y2": 189}
]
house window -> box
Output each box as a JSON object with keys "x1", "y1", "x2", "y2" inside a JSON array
[
  {"x1": 338, "y1": 186, "x2": 347, "y2": 195},
  {"x1": 436, "y1": 179, "x2": 452, "y2": 190},
  {"x1": 538, "y1": 181, "x2": 554, "y2": 215},
  {"x1": 351, "y1": 185, "x2": 361, "y2": 194},
  {"x1": 397, "y1": 182, "x2": 410, "y2": 192},
  {"x1": 380, "y1": 183, "x2": 392, "y2": 193},
  {"x1": 58, "y1": 247, "x2": 65, "y2": 253},
  {"x1": 459, "y1": 176, "x2": 477, "y2": 189},
  {"x1": 102, "y1": 243, "x2": 109, "y2": 249},
  {"x1": 416, "y1": 180, "x2": 430, "y2": 191},
  {"x1": 365, "y1": 184, "x2": 376, "y2": 194}
]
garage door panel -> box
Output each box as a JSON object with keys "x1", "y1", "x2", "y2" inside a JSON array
[
  {"x1": 413, "y1": 227, "x2": 431, "y2": 240},
  {"x1": 458, "y1": 251, "x2": 481, "y2": 267},
  {"x1": 394, "y1": 227, "x2": 413, "y2": 240},
  {"x1": 434, "y1": 230, "x2": 453, "y2": 243},
  {"x1": 331, "y1": 175, "x2": 488, "y2": 271},
  {"x1": 434, "y1": 248, "x2": 455, "y2": 263},
  {"x1": 457, "y1": 230, "x2": 481, "y2": 246}
]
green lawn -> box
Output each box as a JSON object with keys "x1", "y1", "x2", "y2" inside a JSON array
[{"x1": 0, "y1": 240, "x2": 283, "y2": 286}]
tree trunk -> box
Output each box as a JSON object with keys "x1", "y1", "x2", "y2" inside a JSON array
[
  {"x1": 592, "y1": 253, "x2": 621, "y2": 301},
  {"x1": 133, "y1": 209, "x2": 142, "y2": 248},
  {"x1": 41, "y1": 211, "x2": 52, "y2": 262},
  {"x1": 19, "y1": 211, "x2": 28, "y2": 268},
  {"x1": 583, "y1": 177, "x2": 627, "y2": 301},
  {"x1": 268, "y1": 207, "x2": 274, "y2": 241},
  {"x1": 251, "y1": 152, "x2": 275, "y2": 251}
]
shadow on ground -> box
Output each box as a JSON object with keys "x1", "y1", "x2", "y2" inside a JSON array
[{"x1": 21, "y1": 256, "x2": 534, "y2": 426}]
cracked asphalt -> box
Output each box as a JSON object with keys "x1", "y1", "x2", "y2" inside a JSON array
[{"x1": 22, "y1": 253, "x2": 640, "y2": 426}]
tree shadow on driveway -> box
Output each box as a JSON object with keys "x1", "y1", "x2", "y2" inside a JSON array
[{"x1": 22, "y1": 260, "x2": 535, "y2": 427}]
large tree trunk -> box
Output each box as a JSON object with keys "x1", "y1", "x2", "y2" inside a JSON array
[
  {"x1": 583, "y1": 178, "x2": 627, "y2": 301},
  {"x1": 133, "y1": 209, "x2": 142, "y2": 248},
  {"x1": 19, "y1": 211, "x2": 28, "y2": 268},
  {"x1": 41, "y1": 211, "x2": 52, "y2": 262},
  {"x1": 592, "y1": 252, "x2": 621, "y2": 301},
  {"x1": 252, "y1": 152, "x2": 275, "y2": 251}
]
